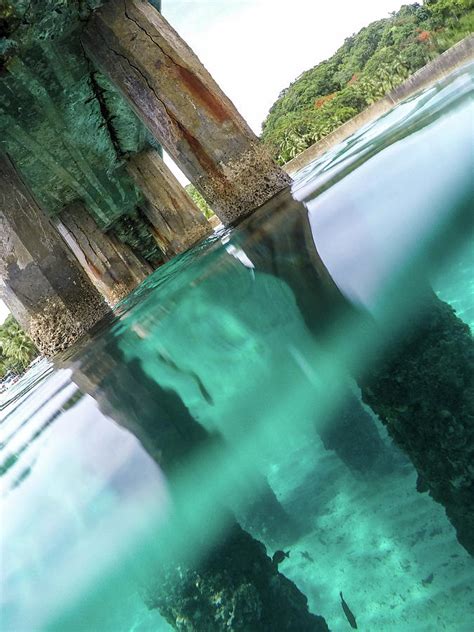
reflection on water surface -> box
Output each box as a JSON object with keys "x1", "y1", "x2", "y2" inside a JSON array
[{"x1": 1, "y1": 65, "x2": 473, "y2": 632}]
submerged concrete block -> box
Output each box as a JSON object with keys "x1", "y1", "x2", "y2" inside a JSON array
[
  {"x1": 82, "y1": 0, "x2": 291, "y2": 224},
  {"x1": 127, "y1": 149, "x2": 212, "y2": 258},
  {"x1": 0, "y1": 154, "x2": 109, "y2": 355},
  {"x1": 56, "y1": 201, "x2": 151, "y2": 305}
]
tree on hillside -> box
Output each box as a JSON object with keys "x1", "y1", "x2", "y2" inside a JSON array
[{"x1": 261, "y1": 0, "x2": 474, "y2": 164}]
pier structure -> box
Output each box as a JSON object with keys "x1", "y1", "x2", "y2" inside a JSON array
[
  {"x1": 0, "y1": 154, "x2": 109, "y2": 356},
  {"x1": 0, "y1": 0, "x2": 290, "y2": 353}
]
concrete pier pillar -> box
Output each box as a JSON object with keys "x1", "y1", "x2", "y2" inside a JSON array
[
  {"x1": 319, "y1": 390, "x2": 398, "y2": 476},
  {"x1": 0, "y1": 154, "x2": 109, "y2": 356},
  {"x1": 82, "y1": 0, "x2": 291, "y2": 224},
  {"x1": 234, "y1": 188, "x2": 474, "y2": 555},
  {"x1": 56, "y1": 201, "x2": 152, "y2": 305},
  {"x1": 147, "y1": 519, "x2": 330, "y2": 632},
  {"x1": 70, "y1": 349, "x2": 328, "y2": 631},
  {"x1": 127, "y1": 149, "x2": 212, "y2": 258},
  {"x1": 358, "y1": 290, "x2": 474, "y2": 556}
]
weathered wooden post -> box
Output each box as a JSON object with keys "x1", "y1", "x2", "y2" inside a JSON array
[
  {"x1": 56, "y1": 201, "x2": 152, "y2": 305},
  {"x1": 127, "y1": 149, "x2": 212, "y2": 258},
  {"x1": 82, "y1": 0, "x2": 291, "y2": 224},
  {"x1": 0, "y1": 154, "x2": 109, "y2": 356}
]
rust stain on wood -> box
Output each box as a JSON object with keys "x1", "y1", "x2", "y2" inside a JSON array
[
  {"x1": 179, "y1": 124, "x2": 225, "y2": 184},
  {"x1": 175, "y1": 65, "x2": 231, "y2": 124}
]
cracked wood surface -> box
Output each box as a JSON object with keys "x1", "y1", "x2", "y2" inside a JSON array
[
  {"x1": 57, "y1": 201, "x2": 151, "y2": 305},
  {"x1": 82, "y1": 0, "x2": 291, "y2": 224}
]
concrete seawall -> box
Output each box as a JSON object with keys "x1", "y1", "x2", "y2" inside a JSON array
[{"x1": 284, "y1": 35, "x2": 474, "y2": 176}]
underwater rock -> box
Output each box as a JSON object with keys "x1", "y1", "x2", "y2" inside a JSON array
[
  {"x1": 73, "y1": 351, "x2": 328, "y2": 630},
  {"x1": 358, "y1": 291, "x2": 474, "y2": 556},
  {"x1": 145, "y1": 521, "x2": 329, "y2": 632}
]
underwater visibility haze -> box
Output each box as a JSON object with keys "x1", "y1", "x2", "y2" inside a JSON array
[{"x1": 1, "y1": 65, "x2": 474, "y2": 631}]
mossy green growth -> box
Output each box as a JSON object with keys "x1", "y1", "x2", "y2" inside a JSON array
[
  {"x1": 0, "y1": 0, "x2": 101, "y2": 50},
  {"x1": 111, "y1": 209, "x2": 165, "y2": 269},
  {"x1": 0, "y1": 29, "x2": 148, "y2": 227},
  {"x1": 0, "y1": 1, "x2": 18, "y2": 35},
  {"x1": 0, "y1": 0, "x2": 165, "y2": 265}
]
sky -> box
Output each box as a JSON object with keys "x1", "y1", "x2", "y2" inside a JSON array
[
  {"x1": 0, "y1": 300, "x2": 9, "y2": 325},
  {"x1": 164, "y1": 0, "x2": 405, "y2": 133},
  {"x1": 0, "y1": 0, "x2": 406, "y2": 323}
]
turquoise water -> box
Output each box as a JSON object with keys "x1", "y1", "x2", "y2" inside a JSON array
[{"x1": 1, "y1": 66, "x2": 473, "y2": 631}]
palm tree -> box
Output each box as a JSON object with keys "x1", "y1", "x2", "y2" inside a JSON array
[{"x1": 0, "y1": 316, "x2": 39, "y2": 376}]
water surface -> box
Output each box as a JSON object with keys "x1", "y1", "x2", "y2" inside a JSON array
[{"x1": 1, "y1": 65, "x2": 473, "y2": 632}]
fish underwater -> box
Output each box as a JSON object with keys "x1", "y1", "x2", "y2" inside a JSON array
[
  {"x1": 422, "y1": 572, "x2": 434, "y2": 587},
  {"x1": 340, "y1": 592, "x2": 358, "y2": 629},
  {"x1": 272, "y1": 550, "x2": 290, "y2": 567},
  {"x1": 300, "y1": 550, "x2": 315, "y2": 563}
]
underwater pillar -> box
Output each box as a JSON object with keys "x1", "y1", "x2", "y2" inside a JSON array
[
  {"x1": 71, "y1": 354, "x2": 328, "y2": 631},
  {"x1": 127, "y1": 149, "x2": 212, "y2": 258},
  {"x1": 0, "y1": 153, "x2": 109, "y2": 356},
  {"x1": 319, "y1": 389, "x2": 398, "y2": 476},
  {"x1": 358, "y1": 291, "x2": 474, "y2": 556},
  {"x1": 56, "y1": 201, "x2": 152, "y2": 305},
  {"x1": 82, "y1": 0, "x2": 291, "y2": 224}
]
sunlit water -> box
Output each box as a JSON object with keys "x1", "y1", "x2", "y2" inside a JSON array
[{"x1": 1, "y1": 65, "x2": 473, "y2": 632}]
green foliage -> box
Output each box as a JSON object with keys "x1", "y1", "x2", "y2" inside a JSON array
[
  {"x1": 0, "y1": 315, "x2": 39, "y2": 378},
  {"x1": 185, "y1": 184, "x2": 215, "y2": 220},
  {"x1": 262, "y1": 0, "x2": 474, "y2": 164}
]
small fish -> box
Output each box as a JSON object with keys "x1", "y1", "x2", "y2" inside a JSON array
[
  {"x1": 340, "y1": 592, "x2": 358, "y2": 629},
  {"x1": 189, "y1": 370, "x2": 214, "y2": 405},
  {"x1": 300, "y1": 550, "x2": 315, "y2": 563},
  {"x1": 421, "y1": 572, "x2": 434, "y2": 587},
  {"x1": 272, "y1": 550, "x2": 290, "y2": 566}
]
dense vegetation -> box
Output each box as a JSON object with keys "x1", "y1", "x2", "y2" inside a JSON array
[
  {"x1": 261, "y1": 0, "x2": 474, "y2": 164},
  {"x1": 185, "y1": 184, "x2": 215, "y2": 219},
  {"x1": 0, "y1": 315, "x2": 39, "y2": 378}
]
